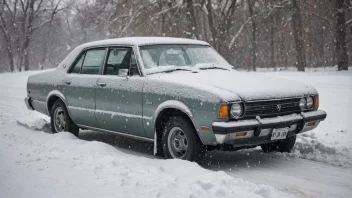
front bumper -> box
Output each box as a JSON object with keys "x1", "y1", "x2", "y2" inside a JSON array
[
  {"x1": 24, "y1": 97, "x2": 35, "y2": 110},
  {"x1": 212, "y1": 110, "x2": 327, "y2": 146}
]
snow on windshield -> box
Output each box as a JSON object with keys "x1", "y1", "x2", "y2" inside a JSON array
[{"x1": 139, "y1": 45, "x2": 232, "y2": 70}]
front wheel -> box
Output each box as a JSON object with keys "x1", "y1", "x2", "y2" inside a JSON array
[
  {"x1": 162, "y1": 116, "x2": 206, "y2": 163},
  {"x1": 50, "y1": 100, "x2": 79, "y2": 136},
  {"x1": 261, "y1": 135, "x2": 296, "y2": 153}
]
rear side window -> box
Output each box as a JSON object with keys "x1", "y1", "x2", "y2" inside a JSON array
[
  {"x1": 71, "y1": 54, "x2": 85, "y2": 73},
  {"x1": 69, "y1": 48, "x2": 106, "y2": 74},
  {"x1": 81, "y1": 49, "x2": 106, "y2": 75}
]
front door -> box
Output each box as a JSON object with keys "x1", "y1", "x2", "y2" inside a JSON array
[
  {"x1": 64, "y1": 47, "x2": 107, "y2": 127},
  {"x1": 95, "y1": 47, "x2": 146, "y2": 137}
]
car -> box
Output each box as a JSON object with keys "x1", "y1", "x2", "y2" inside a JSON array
[{"x1": 25, "y1": 37, "x2": 327, "y2": 163}]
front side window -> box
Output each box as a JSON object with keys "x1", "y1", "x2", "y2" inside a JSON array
[
  {"x1": 104, "y1": 47, "x2": 139, "y2": 76},
  {"x1": 139, "y1": 45, "x2": 232, "y2": 73}
]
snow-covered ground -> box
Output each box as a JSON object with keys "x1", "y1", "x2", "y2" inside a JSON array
[{"x1": 0, "y1": 70, "x2": 351, "y2": 198}]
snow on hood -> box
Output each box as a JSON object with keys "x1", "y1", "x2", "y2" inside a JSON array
[{"x1": 148, "y1": 70, "x2": 318, "y2": 101}]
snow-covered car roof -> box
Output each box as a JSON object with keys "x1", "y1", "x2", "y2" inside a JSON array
[
  {"x1": 57, "y1": 37, "x2": 210, "y2": 72},
  {"x1": 79, "y1": 37, "x2": 209, "y2": 48}
]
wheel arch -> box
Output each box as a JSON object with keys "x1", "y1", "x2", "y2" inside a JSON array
[
  {"x1": 46, "y1": 90, "x2": 70, "y2": 116},
  {"x1": 153, "y1": 100, "x2": 202, "y2": 156}
]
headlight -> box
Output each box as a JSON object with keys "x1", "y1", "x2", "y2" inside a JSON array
[
  {"x1": 299, "y1": 98, "x2": 306, "y2": 110},
  {"x1": 230, "y1": 103, "x2": 244, "y2": 118},
  {"x1": 306, "y1": 97, "x2": 314, "y2": 109}
]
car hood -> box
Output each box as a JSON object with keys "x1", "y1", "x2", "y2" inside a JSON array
[{"x1": 147, "y1": 70, "x2": 317, "y2": 101}]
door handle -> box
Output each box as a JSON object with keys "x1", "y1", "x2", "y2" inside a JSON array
[
  {"x1": 97, "y1": 82, "x2": 107, "y2": 87},
  {"x1": 64, "y1": 81, "x2": 71, "y2": 85}
]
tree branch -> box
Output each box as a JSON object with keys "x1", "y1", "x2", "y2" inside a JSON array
[
  {"x1": 228, "y1": 14, "x2": 257, "y2": 49},
  {"x1": 346, "y1": 18, "x2": 352, "y2": 27}
]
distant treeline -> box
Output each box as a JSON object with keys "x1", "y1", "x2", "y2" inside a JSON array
[{"x1": 0, "y1": 0, "x2": 351, "y2": 72}]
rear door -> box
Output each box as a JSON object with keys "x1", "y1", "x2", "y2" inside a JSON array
[
  {"x1": 95, "y1": 47, "x2": 146, "y2": 137},
  {"x1": 64, "y1": 47, "x2": 107, "y2": 127}
]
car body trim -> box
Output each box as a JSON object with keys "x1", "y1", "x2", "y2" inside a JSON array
[
  {"x1": 46, "y1": 90, "x2": 74, "y2": 117},
  {"x1": 212, "y1": 110, "x2": 327, "y2": 135},
  {"x1": 46, "y1": 90, "x2": 67, "y2": 110},
  {"x1": 243, "y1": 96, "x2": 305, "y2": 103},
  {"x1": 68, "y1": 106, "x2": 153, "y2": 120},
  {"x1": 154, "y1": 100, "x2": 193, "y2": 121},
  {"x1": 153, "y1": 100, "x2": 207, "y2": 144},
  {"x1": 77, "y1": 124, "x2": 154, "y2": 142},
  {"x1": 24, "y1": 97, "x2": 35, "y2": 110}
]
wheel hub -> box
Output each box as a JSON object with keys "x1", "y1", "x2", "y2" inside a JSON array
[
  {"x1": 54, "y1": 107, "x2": 66, "y2": 132},
  {"x1": 167, "y1": 127, "x2": 188, "y2": 159}
]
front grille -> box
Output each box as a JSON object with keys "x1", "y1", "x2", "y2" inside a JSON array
[{"x1": 242, "y1": 98, "x2": 301, "y2": 119}]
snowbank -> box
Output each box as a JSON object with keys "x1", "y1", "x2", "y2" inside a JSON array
[
  {"x1": 262, "y1": 70, "x2": 352, "y2": 168},
  {"x1": 254, "y1": 66, "x2": 352, "y2": 73},
  {"x1": 0, "y1": 123, "x2": 288, "y2": 198},
  {"x1": 276, "y1": 132, "x2": 352, "y2": 168}
]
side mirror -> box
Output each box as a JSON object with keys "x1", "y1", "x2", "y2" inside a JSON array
[{"x1": 118, "y1": 69, "x2": 128, "y2": 78}]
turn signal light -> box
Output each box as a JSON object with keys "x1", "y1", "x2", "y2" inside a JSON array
[
  {"x1": 235, "y1": 132, "x2": 247, "y2": 137},
  {"x1": 307, "y1": 122, "x2": 316, "y2": 126},
  {"x1": 314, "y1": 95, "x2": 319, "y2": 110},
  {"x1": 218, "y1": 104, "x2": 229, "y2": 119}
]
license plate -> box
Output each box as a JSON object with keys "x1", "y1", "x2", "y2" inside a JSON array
[{"x1": 271, "y1": 128, "x2": 289, "y2": 140}]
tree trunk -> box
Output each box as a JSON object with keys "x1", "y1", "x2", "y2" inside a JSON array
[
  {"x1": 0, "y1": 15, "x2": 15, "y2": 72},
  {"x1": 185, "y1": 0, "x2": 198, "y2": 39},
  {"x1": 40, "y1": 36, "x2": 49, "y2": 70},
  {"x1": 248, "y1": 0, "x2": 257, "y2": 71},
  {"x1": 161, "y1": 14, "x2": 166, "y2": 36},
  {"x1": 335, "y1": 0, "x2": 348, "y2": 71},
  {"x1": 0, "y1": 34, "x2": 15, "y2": 72},
  {"x1": 40, "y1": 21, "x2": 54, "y2": 70},
  {"x1": 291, "y1": 0, "x2": 306, "y2": 71},
  {"x1": 23, "y1": 37, "x2": 30, "y2": 71},
  {"x1": 205, "y1": 0, "x2": 217, "y2": 48},
  {"x1": 270, "y1": 13, "x2": 275, "y2": 71},
  {"x1": 6, "y1": 44, "x2": 15, "y2": 72}
]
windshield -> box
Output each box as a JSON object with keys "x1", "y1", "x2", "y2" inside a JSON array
[{"x1": 139, "y1": 44, "x2": 232, "y2": 73}]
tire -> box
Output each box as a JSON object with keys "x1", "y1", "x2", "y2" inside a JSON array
[
  {"x1": 260, "y1": 142, "x2": 277, "y2": 153},
  {"x1": 50, "y1": 100, "x2": 79, "y2": 136},
  {"x1": 277, "y1": 135, "x2": 296, "y2": 152},
  {"x1": 261, "y1": 135, "x2": 296, "y2": 153},
  {"x1": 162, "y1": 116, "x2": 206, "y2": 163}
]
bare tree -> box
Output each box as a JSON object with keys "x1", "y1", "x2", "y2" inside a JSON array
[
  {"x1": 0, "y1": 0, "x2": 346, "y2": 73},
  {"x1": 204, "y1": 0, "x2": 238, "y2": 52},
  {"x1": 0, "y1": 0, "x2": 17, "y2": 72},
  {"x1": 185, "y1": 0, "x2": 199, "y2": 39},
  {"x1": 0, "y1": 0, "x2": 67, "y2": 71},
  {"x1": 248, "y1": 0, "x2": 257, "y2": 71},
  {"x1": 291, "y1": 0, "x2": 306, "y2": 71},
  {"x1": 335, "y1": 0, "x2": 349, "y2": 71},
  {"x1": 263, "y1": 0, "x2": 290, "y2": 70},
  {"x1": 204, "y1": 0, "x2": 217, "y2": 46}
]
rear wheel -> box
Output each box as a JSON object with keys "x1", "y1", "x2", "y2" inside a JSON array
[
  {"x1": 261, "y1": 135, "x2": 296, "y2": 153},
  {"x1": 50, "y1": 100, "x2": 79, "y2": 136},
  {"x1": 162, "y1": 116, "x2": 206, "y2": 163}
]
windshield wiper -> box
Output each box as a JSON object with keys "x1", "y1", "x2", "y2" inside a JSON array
[
  {"x1": 199, "y1": 66, "x2": 228, "y2": 70},
  {"x1": 146, "y1": 66, "x2": 193, "y2": 75},
  {"x1": 163, "y1": 68, "x2": 191, "y2": 73},
  {"x1": 193, "y1": 63, "x2": 230, "y2": 71}
]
